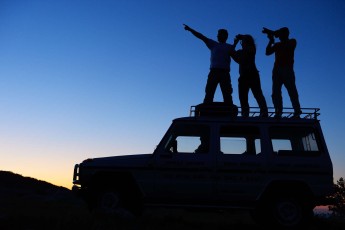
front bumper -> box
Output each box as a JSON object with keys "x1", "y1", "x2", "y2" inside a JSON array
[{"x1": 73, "y1": 164, "x2": 80, "y2": 184}]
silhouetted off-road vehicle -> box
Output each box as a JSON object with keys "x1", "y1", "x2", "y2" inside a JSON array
[{"x1": 72, "y1": 103, "x2": 334, "y2": 228}]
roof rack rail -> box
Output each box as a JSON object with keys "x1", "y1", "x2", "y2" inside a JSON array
[{"x1": 190, "y1": 105, "x2": 320, "y2": 120}]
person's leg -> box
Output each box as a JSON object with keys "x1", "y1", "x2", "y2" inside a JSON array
[
  {"x1": 283, "y1": 69, "x2": 301, "y2": 116},
  {"x1": 238, "y1": 77, "x2": 250, "y2": 117},
  {"x1": 251, "y1": 75, "x2": 268, "y2": 117},
  {"x1": 219, "y1": 71, "x2": 233, "y2": 105},
  {"x1": 272, "y1": 68, "x2": 283, "y2": 117},
  {"x1": 203, "y1": 71, "x2": 219, "y2": 104}
]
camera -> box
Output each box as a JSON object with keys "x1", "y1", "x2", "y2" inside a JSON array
[
  {"x1": 235, "y1": 34, "x2": 246, "y2": 40},
  {"x1": 262, "y1": 27, "x2": 278, "y2": 37},
  {"x1": 262, "y1": 27, "x2": 289, "y2": 39}
]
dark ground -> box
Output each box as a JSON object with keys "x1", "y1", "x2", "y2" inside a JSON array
[
  {"x1": 0, "y1": 171, "x2": 344, "y2": 230},
  {"x1": 0, "y1": 195, "x2": 344, "y2": 230}
]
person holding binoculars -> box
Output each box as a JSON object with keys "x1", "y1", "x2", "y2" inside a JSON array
[{"x1": 232, "y1": 34, "x2": 268, "y2": 117}]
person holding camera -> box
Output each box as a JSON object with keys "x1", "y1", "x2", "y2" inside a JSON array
[
  {"x1": 264, "y1": 27, "x2": 302, "y2": 118},
  {"x1": 183, "y1": 24, "x2": 235, "y2": 105},
  {"x1": 232, "y1": 34, "x2": 268, "y2": 117}
]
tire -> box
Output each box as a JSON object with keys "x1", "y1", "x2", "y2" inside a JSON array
[
  {"x1": 272, "y1": 196, "x2": 304, "y2": 228},
  {"x1": 252, "y1": 194, "x2": 313, "y2": 229},
  {"x1": 94, "y1": 190, "x2": 135, "y2": 219}
]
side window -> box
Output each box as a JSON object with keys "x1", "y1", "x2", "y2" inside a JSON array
[
  {"x1": 220, "y1": 126, "x2": 261, "y2": 155},
  {"x1": 164, "y1": 124, "x2": 210, "y2": 154},
  {"x1": 272, "y1": 139, "x2": 292, "y2": 152},
  {"x1": 269, "y1": 126, "x2": 320, "y2": 156}
]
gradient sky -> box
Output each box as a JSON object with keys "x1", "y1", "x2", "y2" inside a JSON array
[{"x1": 1, "y1": 0, "x2": 344, "y2": 189}]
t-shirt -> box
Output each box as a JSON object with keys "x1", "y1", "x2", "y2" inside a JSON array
[
  {"x1": 233, "y1": 48, "x2": 258, "y2": 76},
  {"x1": 205, "y1": 39, "x2": 234, "y2": 71},
  {"x1": 273, "y1": 39, "x2": 296, "y2": 68}
]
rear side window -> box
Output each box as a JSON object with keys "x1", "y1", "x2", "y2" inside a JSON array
[
  {"x1": 269, "y1": 126, "x2": 321, "y2": 156},
  {"x1": 220, "y1": 126, "x2": 261, "y2": 155}
]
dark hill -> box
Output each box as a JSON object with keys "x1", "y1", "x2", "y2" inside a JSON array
[{"x1": 0, "y1": 170, "x2": 70, "y2": 198}]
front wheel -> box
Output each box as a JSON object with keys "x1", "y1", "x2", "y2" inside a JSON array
[{"x1": 94, "y1": 190, "x2": 135, "y2": 219}]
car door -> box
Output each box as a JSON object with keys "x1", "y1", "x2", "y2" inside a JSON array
[
  {"x1": 152, "y1": 122, "x2": 216, "y2": 205},
  {"x1": 215, "y1": 124, "x2": 267, "y2": 205}
]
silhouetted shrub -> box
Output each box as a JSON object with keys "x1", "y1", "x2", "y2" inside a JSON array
[{"x1": 329, "y1": 177, "x2": 345, "y2": 218}]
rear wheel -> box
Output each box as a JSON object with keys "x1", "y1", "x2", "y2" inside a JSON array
[
  {"x1": 272, "y1": 196, "x2": 304, "y2": 228},
  {"x1": 252, "y1": 194, "x2": 313, "y2": 229}
]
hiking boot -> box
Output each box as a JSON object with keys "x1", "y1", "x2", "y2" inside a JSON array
[
  {"x1": 274, "y1": 108, "x2": 282, "y2": 119},
  {"x1": 274, "y1": 113, "x2": 282, "y2": 119},
  {"x1": 259, "y1": 111, "x2": 268, "y2": 118},
  {"x1": 291, "y1": 110, "x2": 302, "y2": 119}
]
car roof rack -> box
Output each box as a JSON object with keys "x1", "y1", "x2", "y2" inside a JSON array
[{"x1": 190, "y1": 104, "x2": 320, "y2": 120}]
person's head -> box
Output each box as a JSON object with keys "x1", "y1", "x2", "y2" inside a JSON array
[
  {"x1": 217, "y1": 29, "x2": 228, "y2": 43},
  {"x1": 241, "y1": 35, "x2": 256, "y2": 49},
  {"x1": 199, "y1": 133, "x2": 210, "y2": 144},
  {"x1": 276, "y1": 27, "x2": 289, "y2": 41}
]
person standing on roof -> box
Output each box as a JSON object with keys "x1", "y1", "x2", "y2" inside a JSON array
[
  {"x1": 183, "y1": 24, "x2": 235, "y2": 105},
  {"x1": 264, "y1": 27, "x2": 302, "y2": 118},
  {"x1": 232, "y1": 34, "x2": 268, "y2": 117}
]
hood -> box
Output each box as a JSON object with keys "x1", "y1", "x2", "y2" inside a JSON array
[{"x1": 80, "y1": 154, "x2": 152, "y2": 168}]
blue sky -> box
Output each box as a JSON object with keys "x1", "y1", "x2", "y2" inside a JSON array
[{"x1": 1, "y1": 0, "x2": 345, "y2": 188}]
